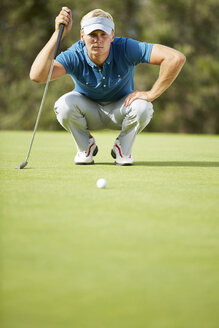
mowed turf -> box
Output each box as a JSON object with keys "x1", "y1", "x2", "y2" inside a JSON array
[{"x1": 1, "y1": 130, "x2": 219, "y2": 328}]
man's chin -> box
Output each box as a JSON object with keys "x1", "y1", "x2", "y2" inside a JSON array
[
  {"x1": 92, "y1": 48, "x2": 103, "y2": 52},
  {"x1": 92, "y1": 50, "x2": 104, "y2": 56}
]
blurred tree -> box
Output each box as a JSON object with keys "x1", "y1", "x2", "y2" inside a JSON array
[
  {"x1": 136, "y1": 0, "x2": 219, "y2": 133},
  {"x1": 0, "y1": 0, "x2": 218, "y2": 133}
]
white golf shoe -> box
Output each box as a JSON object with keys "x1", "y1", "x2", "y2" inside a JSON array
[
  {"x1": 111, "y1": 139, "x2": 134, "y2": 166},
  {"x1": 74, "y1": 137, "x2": 98, "y2": 165}
]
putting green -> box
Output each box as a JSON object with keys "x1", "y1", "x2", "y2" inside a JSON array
[{"x1": 1, "y1": 131, "x2": 219, "y2": 328}]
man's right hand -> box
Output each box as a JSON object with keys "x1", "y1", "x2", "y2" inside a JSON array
[{"x1": 55, "y1": 7, "x2": 72, "y2": 37}]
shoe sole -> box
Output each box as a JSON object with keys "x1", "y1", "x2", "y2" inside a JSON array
[
  {"x1": 75, "y1": 146, "x2": 98, "y2": 165},
  {"x1": 75, "y1": 161, "x2": 94, "y2": 165},
  {"x1": 111, "y1": 149, "x2": 116, "y2": 159},
  {"x1": 111, "y1": 149, "x2": 134, "y2": 166},
  {"x1": 93, "y1": 146, "x2": 98, "y2": 157}
]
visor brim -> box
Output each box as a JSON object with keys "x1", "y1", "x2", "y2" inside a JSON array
[{"x1": 83, "y1": 24, "x2": 112, "y2": 35}]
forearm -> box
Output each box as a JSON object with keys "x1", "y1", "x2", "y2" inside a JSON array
[
  {"x1": 29, "y1": 31, "x2": 60, "y2": 83},
  {"x1": 124, "y1": 50, "x2": 186, "y2": 107},
  {"x1": 149, "y1": 54, "x2": 186, "y2": 102}
]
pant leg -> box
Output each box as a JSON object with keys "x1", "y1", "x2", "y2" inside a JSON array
[
  {"x1": 103, "y1": 98, "x2": 154, "y2": 155},
  {"x1": 119, "y1": 99, "x2": 154, "y2": 155},
  {"x1": 54, "y1": 91, "x2": 153, "y2": 155},
  {"x1": 54, "y1": 91, "x2": 106, "y2": 151}
]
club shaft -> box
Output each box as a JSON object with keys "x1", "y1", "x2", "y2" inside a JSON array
[
  {"x1": 24, "y1": 24, "x2": 65, "y2": 164},
  {"x1": 25, "y1": 59, "x2": 55, "y2": 162}
]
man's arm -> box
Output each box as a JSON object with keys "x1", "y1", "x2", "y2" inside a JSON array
[
  {"x1": 125, "y1": 44, "x2": 186, "y2": 106},
  {"x1": 29, "y1": 7, "x2": 72, "y2": 83}
]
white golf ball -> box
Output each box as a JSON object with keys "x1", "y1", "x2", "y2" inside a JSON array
[{"x1": 96, "y1": 178, "x2": 107, "y2": 189}]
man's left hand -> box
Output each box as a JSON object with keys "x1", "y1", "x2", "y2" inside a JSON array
[{"x1": 124, "y1": 90, "x2": 154, "y2": 107}]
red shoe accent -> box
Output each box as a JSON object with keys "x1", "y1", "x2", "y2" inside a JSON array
[
  {"x1": 115, "y1": 144, "x2": 123, "y2": 158},
  {"x1": 86, "y1": 142, "x2": 95, "y2": 157}
]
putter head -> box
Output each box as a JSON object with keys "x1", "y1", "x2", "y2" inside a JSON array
[{"x1": 16, "y1": 161, "x2": 28, "y2": 169}]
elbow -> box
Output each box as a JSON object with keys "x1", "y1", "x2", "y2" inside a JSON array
[
  {"x1": 175, "y1": 52, "x2": 186, "y2": 67},
  {"x1": 30, "y1": 77, "x2": 41, "y2": 83},
  {"x1": 29, "y1": 67, "x2": 44, "y2": 83},
  {"x1": 166, "y1": 52, "x2": 186, "y2": 71},
  {"x1": 180, "y1": 53, "x2": 186, "y2": 66},
  {"x1": 29, "y1": 72, "x2": 42, "y2": 83}
]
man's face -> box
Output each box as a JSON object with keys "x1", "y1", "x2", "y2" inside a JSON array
[{"x1": 81, "y1": 29, "x2": 114, "y2": 59}]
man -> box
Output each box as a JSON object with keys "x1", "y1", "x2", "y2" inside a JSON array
[{"x1": 30, "y1": 7, "x2": 186, "y2": 165}]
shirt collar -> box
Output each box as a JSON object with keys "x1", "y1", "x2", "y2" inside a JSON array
[{"x1": 83, "y1": 43, "x2": 113, "y2": 68}]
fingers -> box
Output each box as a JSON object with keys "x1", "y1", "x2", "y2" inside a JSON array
[
  {"x1": 60, "y1": 7, "x2": 72, "y2": 25},
  {"x1": 124, "y1": 91, "x2": 152, "y2": 107},
  {"x1": 55, "y1": 7, "x2": 72, "y2": 32},
  {"x1": 124, "y1": 91, "x2": 140, "y2": 107},
  {"x1": 124, "y1": 95, "x2": 134, "y2": 107}
]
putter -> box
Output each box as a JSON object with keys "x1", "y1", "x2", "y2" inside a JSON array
[{"x1": 16, "y1": 23, "x2": 65, "y2": 169}]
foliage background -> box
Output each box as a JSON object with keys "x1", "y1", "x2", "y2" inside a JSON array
[{"x1": 1, "y1": 0, "x2": 219, "y2": 133}]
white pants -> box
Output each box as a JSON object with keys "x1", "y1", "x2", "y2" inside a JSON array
[{"x1": 54, "y1": 91, "x2": 154, "y2": 155}]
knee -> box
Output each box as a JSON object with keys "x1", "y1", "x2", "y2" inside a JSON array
[
  {"x1": 54, "y1": 93, "x2": 78, "y2": 122},
  {"x1": 130, "y1": 99, "x2": 154, "y2": 123}
]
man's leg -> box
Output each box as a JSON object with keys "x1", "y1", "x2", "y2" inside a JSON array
[
  {"x1": 118, "y1": 99, "x2": 154, "y2": 155},
  {"x1": 54, "y1": 92, "x2": 153, "y2": 164},
  {"x1": 54, "y1": 91, "x2": 105, "y2": 152},
  {"x1": 103, "y1": 98, "x2": 154, "y2": 158}
]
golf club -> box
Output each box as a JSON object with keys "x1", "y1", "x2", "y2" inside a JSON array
[{"x1": 16, "y1": 23, "x2": 65, "y2": 169}]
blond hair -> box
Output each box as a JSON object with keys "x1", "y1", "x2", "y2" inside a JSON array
[{"x1": 80, "y1": 9, "x2": 114, "y2": 27}]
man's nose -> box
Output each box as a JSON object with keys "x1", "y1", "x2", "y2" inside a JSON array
[{"x1": 95, "y1": 34, "x2": 102, "y2": 42}]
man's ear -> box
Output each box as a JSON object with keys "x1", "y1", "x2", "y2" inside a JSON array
[
  {"x1": 80, "y1": 30, "x2": 85, "y2": 42},
  {"x1": 111, "y1": 30, "x2": 115, "y2": 42}
]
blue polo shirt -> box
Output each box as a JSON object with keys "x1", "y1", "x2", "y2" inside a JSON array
[{"x1": 56, "y1": 37, "x2": 153, "y2": 102}]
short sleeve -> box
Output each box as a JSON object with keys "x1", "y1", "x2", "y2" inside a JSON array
[
  {"x1": 55, "y1": 50, "x2": 78, "y2": 75},
  {"x1": 125, "y1": 38, "x2": 153, "y2": 65}
]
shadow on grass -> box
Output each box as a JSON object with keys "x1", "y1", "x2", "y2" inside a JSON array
[
  {"x1": 134, "y1": 161, "x2": 219, "y2": 167},
  {"x1": 15, "y1": 161, "x2": 219, "y2": 169},
  {"x1": 90, "y1": 161, "x2": 219, "y2": 167},
  {"x1": 95, "y1": 162, "x2": 115, "y2": 166}
]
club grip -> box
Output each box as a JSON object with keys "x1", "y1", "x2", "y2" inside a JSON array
[{"x1": 53, "y1": 23, "x2": 65, "y2": 59}]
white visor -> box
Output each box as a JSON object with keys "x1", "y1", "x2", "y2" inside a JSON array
[{"x1": 81, "y1": 17, "x2": 115, "y2": 35}]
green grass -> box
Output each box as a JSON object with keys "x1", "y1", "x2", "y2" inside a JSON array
[{"x1": 1, "y1": 130, "x2": 219, "y2": 328}]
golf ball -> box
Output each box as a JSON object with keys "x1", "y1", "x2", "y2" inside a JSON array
[{"x1": 96, "y1": 178, "x2": 107, "y2": 189}]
